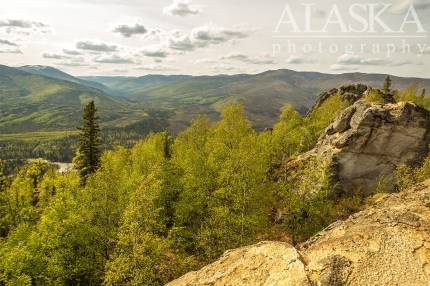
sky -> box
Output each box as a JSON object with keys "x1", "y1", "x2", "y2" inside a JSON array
[{"x1": 1, "y1": 0, "x2": 430, "y2": 77}]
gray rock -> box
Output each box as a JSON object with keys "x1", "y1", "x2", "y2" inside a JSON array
[{"x1": 314, "y1": 100, "x2": 430, "y2": 193}]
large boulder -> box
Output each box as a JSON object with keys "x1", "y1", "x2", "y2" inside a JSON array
[
  {"x1": 314, "y1": 99, "x2": 430, "y2": 193},
  {"x1": 167, "y1": 180, "x2": 430, "y2": 286},
  {"x1": 166, "y1": 241, "x2": 308, "y2": 286}
]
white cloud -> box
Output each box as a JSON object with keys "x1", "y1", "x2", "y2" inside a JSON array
[
  {"x1": 94, "y1": 54, "x2": 136, "y2": 64},
  {"x1": 336, "y1": 54, "x2": 416, "y2": 67},
  {"x1": 113, "y1": 23, "x2": 147, "y2": 38},
  {"x1": 0, "y1": 47, "x2": 22, "y2": 54},
  {"x1": 286, "y1": 55, "x2": 316, "y2": 64},
  {"x1": 167, "y1": 32, "x2": 195, "y2": 51},
  {"x1": 135, "y1": 64, "x2": 178, "y2": 72},
  {"x1": 166, "y1": 25, "x2": 252, "y2": 52},
  {"x1": 76, "y1": 40, "x2": 119, "y2": 52},
  {"x1": 212, "y1": 64, "x2": 242, "y2": 73},
  {"x1": 163, "y1": 0, "x2": 200, "y2": 17},
  {"x1": 195, "y1": 58, "x2": 218, "y2": 64},
  {"x1": 0, "y1": 39, "x2": 18, "y2": 47},
  {"x1": 63, "y1": 49, "x2": 83, "y2": 56},
  {"x1": 140, "y1": 46, "x2": 169, "y2": 58},
  {"x1": 329, "y1": 64, "x2": 358, "y2": 72},
  {"x1": 0, "y1": 19, "x2": 50, "y2": 34},
  {"x1": 221, "y1": 53, "x2": 274, "y2": 65},
  {"x1": 42, "y1": 52, "x2": 71, "y2": 60}
]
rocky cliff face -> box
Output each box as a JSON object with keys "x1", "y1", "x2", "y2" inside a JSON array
[
  {"x1": 317, "y1": 99, "x2": 430, "y2": 193},
  {"x1": 295, "y1": 96, "x2": 430, "y2": 194},
  {"x1": 167, "y1": 180, "x2": 430, "y2": 286}
]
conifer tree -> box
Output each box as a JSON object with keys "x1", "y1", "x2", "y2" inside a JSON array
[
  {"x1": 383, "y1": 75, "x2": 392, "y2": 94},
  {"x1": 0, "y1": 160, "x2": 6, "y2": 192},
  {"x1": 74, "y1": 101, "x2": 101, "y2": 185}
]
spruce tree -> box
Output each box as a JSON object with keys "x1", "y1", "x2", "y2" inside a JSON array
[
  {"x1": 0, "y1": 160, "x2": 6, "y2": 192},
  {"x1": 74, "y1": 101, "x2": 101, "y2": 185},
  {"x1": 383, "y1": 75, "x2": 392, "y2": 94}
]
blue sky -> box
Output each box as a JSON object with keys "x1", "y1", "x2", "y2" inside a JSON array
[{"x1": 1, "y1": 0, "x2": 429, "y2": 77}]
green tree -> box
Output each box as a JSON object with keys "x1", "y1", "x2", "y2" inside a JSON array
[
  {"x1": 0, "y1": 160, "x2": 6, "y2": 193},
  {"x1": 74, "y1": 101, "x2": 101, "y2": 185},
  {"x1": 383, "y1": 75, "x2": 392, "y2": 94}
]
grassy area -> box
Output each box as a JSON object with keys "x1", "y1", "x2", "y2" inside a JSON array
[{"x1": 0, "y1": 131, "x2": 78, "y2": 141}]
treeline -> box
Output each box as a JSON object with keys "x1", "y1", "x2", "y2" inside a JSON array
[
  {"x1": 0, "y1": 130, "x2": 157, "y2": 171},
  {"x1": 1, "y1": 83, "x2": 429, "y2": 285},
  {"x1": 0, "y1": 109, "x2": 170, "y2": 164}
]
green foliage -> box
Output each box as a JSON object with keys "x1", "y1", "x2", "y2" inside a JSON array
[
  {"x1": 74, "y1": 101, "x2": 102, "y2": 185},
  {"x1": 270, "y1": 94, "x2": 348, "y2": 164},
  {"x1": 0, "y1": 101, "x2": 358, "y2": 285},
  {"x1": 383, "y1": 75, "x2": 392, "y2": 94},
  {"x1": 274, "y1": 157, "x2": 336, "y2": 242},
  {"x1": 364, "y1": 89, "x2": 385, "y2": 104},
  {"x1": 0, "y1": 159, "x2": 53, "y2": 237},
  {"x1": 0, "y1": 159, "x2": 6, "y2": 192},
  {"x1": 396, "y1": 155, "x2": 430, "y2": 191},
  {"x1": 394, "y1": 84, "x2": 430, "y2": 110}
]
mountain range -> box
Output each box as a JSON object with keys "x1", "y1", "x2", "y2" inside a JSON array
[{"x1": 2, "y1": 64, "x2": 430, "y2": 134}]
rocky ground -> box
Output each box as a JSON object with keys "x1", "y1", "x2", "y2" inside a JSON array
[{"x1": 167, "y1": 180, "x2": 430, "y2": 286}]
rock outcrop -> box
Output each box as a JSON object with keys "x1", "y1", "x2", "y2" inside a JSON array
[
  {"x1": 307, "y1": 84, "x2": 369, "y2": 115},
  {"x1": 300, "y1": 97, "x2": 430, "y2": 194},
  {"x1": 318, "y1": 100, "x2": 430, "y2": 192},
  {"x1": 167, "y1": 180, "x2": 430, "y2": 286}
]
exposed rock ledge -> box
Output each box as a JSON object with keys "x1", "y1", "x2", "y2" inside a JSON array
[
  {"x1": 296, "y1": 99, "x2": 430, "y2": 194},
  {"x1": 167, "y1": 180, "x2": 430, "y2": 286}
]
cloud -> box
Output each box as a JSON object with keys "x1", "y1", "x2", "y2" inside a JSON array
[
  {"x1": 212, "y1": 64, "x2": 244, "y2": 74},
  {"x1": 390, "y1": 0, "x2": 430, "y2": 14},
  {"x1": 0, "y1": 39, "x2": 18, "y2": 47},
  {"x1": 58, "y1": 62, "x2": 90, "y2": 67},
  {"x1": 42, "y1": 52, "x2": 71, "y2": 60},
  {"x1": 63, "y1": 49, "x2": 83, "y2": 55},
  {"x1": 0, "y1": 19, "x2": 50, "y2": 34},
  {"x1": 191, "y1": 25, "x2": 250, "y2": 46},
  {"x1": 93, "y1": 54, "x2": 136, "y2": 64},
  {"x1": 0, "y1": 19, "x2": 47, "y2": 29},
  {"x1": 135, "y1": 64, "x2": 178, "y2": 72},
  {"x1": 195, "y1": 58, "x2": 217, "y2": 64},
  {"x1": 0, "y1": 48, "x2": 22, "y2": 54},
  {"x1": 140, "y1": 46, "x2": 169, "y2": 58},
  {"x1": 336, "y1": 54, "x2": 416, "y2": 67},
  {"x1": 221, "y1": 53, "x2": 274, "y2": 65},
  {"x1": 167, "y1": 32, "x2": 195, "y2": 51},
  {"x1": 329, "y1": 64, "x2": 359, "y2": 72},
  {"x1": 286, "y1": 55, "x2": 317, "y2": 64},
  {"x1": 167, "y1": 25, "x2": 252, "y2": 52},
  {"x1": 113, "y1": 23, "x2": 147, "y2": 38},
  {"x1": 76, "y1": 40, "x2": 119, "y2": 52},
  {"x1": 163, "y1": 0, "x2": 200, "y2": 16}
]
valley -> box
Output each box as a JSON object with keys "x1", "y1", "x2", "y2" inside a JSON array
[{"x1": 2, "y1": 64, "x2": 430, "y2": 163}]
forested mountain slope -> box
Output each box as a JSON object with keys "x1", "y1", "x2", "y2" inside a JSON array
[
  {"x1": 0, "y1": 65, "x2": 150, "y2": 133},
  {"x1": 85, "y1": 69, "x2": 430, "y2": 132}
]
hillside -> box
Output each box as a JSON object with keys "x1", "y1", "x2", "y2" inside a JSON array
[
  {"x1": 85, "y1": 70, "x2": 430, "y2": 132},
  {"x1": 2, "y1": 81, "x2": 430, "y2": 285},
  {"x1": 0, "y1": 65, "x2": 152, "y2": 133},
  {"x1": 3, "y1": 65, "x2": 430, "y2": 134}
]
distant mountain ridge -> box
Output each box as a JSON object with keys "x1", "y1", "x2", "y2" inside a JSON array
[
  {"x1": 2, "y1": 64, "x2": 430, "y2": 134},
  {"x1": 84, "y1": 69, "x2": 430, "y2": 132},
  {"x1": 0, "y1": 65, "x2": 152, "y2": 133},
  {"x1": 18, "y1": 65, "x2": 110, "y2": 93}
]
